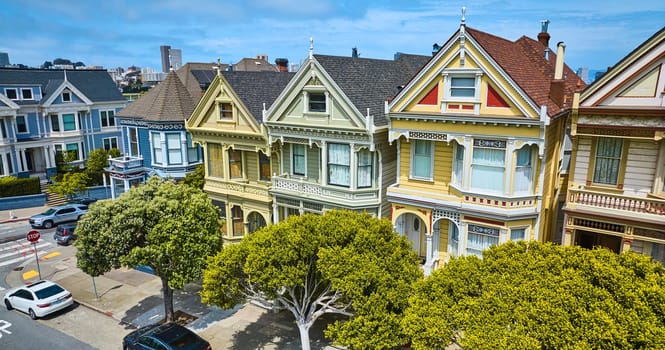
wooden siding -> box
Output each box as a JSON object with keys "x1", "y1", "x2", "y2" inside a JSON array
[
  {"x1": 307, "y1": 145, "x2": 320, "y2": 182},
  {"x1": 246, "y1": 152, "x2": 259, "y2": 182},
  {"x1": 380, "y1": 140, "x2": 397, "y2": 218},
  {"x1": 573, "y1": 136, "x2": 592, "y2": 185},
  {"x1": 398, "y1": 140, "x2": 453, "y2": 194},
  {"x1": 624, "y1": 140, "x2": 658, "y2": 197}
]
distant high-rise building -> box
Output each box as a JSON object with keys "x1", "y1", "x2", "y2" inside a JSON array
[
  {"x1": 160, "y1": 45, "x2": 171, "y2": 72},
  {"x1": 169, "y1": 49, "x2": 182, "y2": 70},
  {"x1": 0, "y1": 52, "x2": 10, "y2": 67},
  {"x1": 576, "y1": 67, "x2": 589, "y2": 84}
]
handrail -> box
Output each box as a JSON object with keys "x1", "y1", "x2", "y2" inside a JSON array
[{"x1": 568, "y1": 188, "x2": 665, "y2": 216}]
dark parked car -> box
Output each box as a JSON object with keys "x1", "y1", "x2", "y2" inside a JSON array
[
  {"x1": 29, "y1": 204, "x2": 88, "y2": 229},
  {"x1": 69, "y1": 196, "x2": 98, "y2": 206},
  {"x1": 53, "y1": 223, "x2": 77, "y2": 245},
  {"x1": 123, "y1": 322, "x2": 211, "y2": 350}
]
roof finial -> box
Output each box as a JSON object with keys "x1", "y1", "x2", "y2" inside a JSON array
[
  {"x1": 461, "y1": 6, "x2": 466, "y2": 25},
  {"x1": 309, "y1": 37, "x2": 314, "y2": 59}
]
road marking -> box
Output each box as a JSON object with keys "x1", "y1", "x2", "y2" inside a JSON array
[
  {"x1": 0, "y1": 241, "x2": 54, "y2": 268},
  {"x1": 22, "y1": 270, "x2": 39, "y2": 280},
  {"x1": 41, "y1": 251, "x2": 61, "y2": 260},
  {"x1": 0, "y1": 320, "x2": 12, "y2": 338}
]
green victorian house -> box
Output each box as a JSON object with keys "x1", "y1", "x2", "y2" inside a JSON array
[
  {"x1": 186, "y1": 69, "x2": 294, "y2": 243},
  {"x1": 265, "y1": 46, "x2": 429, "y2": 221}
]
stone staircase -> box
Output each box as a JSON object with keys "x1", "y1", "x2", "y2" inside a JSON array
[{"x1": 41, "y1": 181, "x2": 68, "y2": 207}]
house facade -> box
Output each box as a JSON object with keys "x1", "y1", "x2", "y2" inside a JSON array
[
  {"x1": 111, "y1": 70, "x2": 203, "y2": 197},
  {"x1": 186, "y1": 70, "x2": 294, "y2": 242},
  {"x1": 0, "y1": 68, "x2": 126, "y2": 179},
  {"x1": 387, "y1": 21, "x2": 582, "y2": 272},
  {"x1": 265, "y1": 49, "x2": 430, "y2": 222},
  {"x1": 562, "y1": 27, "x2": 665, "y2": 264}
]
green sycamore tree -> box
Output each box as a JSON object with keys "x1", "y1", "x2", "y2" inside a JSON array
[
  {"x1": 182, "y1": 164, "x2": 204, "y2": 190},
  {"x1": 201, "y1": 210, "x2": 422, "y2": 350},
  {"x1": 48, "y1": 172, "x2": 90, "y2": 199},
  {"x1": 75, "y1": 176, "x2": 222, "y2": 322},
  {"x1": 403, "y1": 241, "x2": 665, "y2": 350},
  {"x1": 85, "y1": 148, "x2": 120, "y2": 185}
]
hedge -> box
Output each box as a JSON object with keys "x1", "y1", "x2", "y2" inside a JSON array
[{"x1": 0, "y1": 176, "x2": 41, "y2": 197}]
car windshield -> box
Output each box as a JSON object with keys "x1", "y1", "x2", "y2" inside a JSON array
[
  {"x1": 41, "y1": 208, "x2": 56, "y2": 215},
  {"x1": 34, "y1": 284, "x2": 65, "y2": 299}
]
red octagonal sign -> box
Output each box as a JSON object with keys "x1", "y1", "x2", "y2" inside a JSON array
[{"x1": 27, "y1": 230, "x2": 40, "y2": 243}]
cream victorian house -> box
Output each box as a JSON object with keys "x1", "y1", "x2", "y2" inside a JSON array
[{"x1": 186, "y1": 70, "x2": 294, "y2": 243}]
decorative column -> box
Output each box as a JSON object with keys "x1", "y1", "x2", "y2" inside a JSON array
[
  {"x1": 0, "y1": 153, "x2": 7, "y2": 176},
  {"x1": 432, "y1": 223, "x2": 441, "y2": 262},
  {"x1": 110, "y1": 177, "x2": 116, "y2": 199},
  {"x1": 424, "y1": 234, "x2": 434, "y2": 276},
  {"x1": 19, "y1": 148, "x2": 28, "y2": 172},
  {"x1": 320, "y1": 141, "x2": 327, "y2": 186},
  {"x1": 43, "y1": 146, "x2": 51, "y2": 168},
  {"x1": 349, "y1": 143, "x2": 357, "y2": 189},
  {"x1": 272, "y1": 200, "x2": 279, "y2": 224}
]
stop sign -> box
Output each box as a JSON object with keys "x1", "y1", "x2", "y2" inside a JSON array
[{"x1": 27, "y1": 230, "x2": 40, "y2": 243}]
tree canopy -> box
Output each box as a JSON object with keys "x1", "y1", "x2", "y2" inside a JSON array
[
  {"x1": 403, "y1": 241, "x2": 665, "y2": 350},
  {"x1": 201, "y1": 210, "x2": 422, "y2": 350},
  {"x1": 85, "y1": 148, "x2": 120, "y2": 185},
  {"x1": 182, "y1": 164, "x2": 204, "y2": 190},
  {"x1": 75, "y1": 176, "x2": 222, "y2": 321},
  {"x1": 48, "y1": 171, "x2": 90, "y2": 199}
]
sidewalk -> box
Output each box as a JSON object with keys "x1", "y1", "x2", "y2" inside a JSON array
[{"x1": 1, "y1": 206, "x2": 340, "y2": 350}]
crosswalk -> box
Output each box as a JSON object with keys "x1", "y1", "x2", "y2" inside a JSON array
[{"x1": 0, "y1": 239, "x2": 54, "y2": 268}]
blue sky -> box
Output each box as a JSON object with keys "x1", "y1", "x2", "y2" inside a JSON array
[{"x1": 1, "y1": 0, "x2": 663, "y2": 72}]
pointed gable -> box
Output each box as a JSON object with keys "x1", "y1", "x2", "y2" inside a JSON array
[
  {"x1": 117, "y1": 71, "x2": 196, "y2": 122},
  {"x1": 418, "y1": 85, "x2": 439, "y2": 105}
]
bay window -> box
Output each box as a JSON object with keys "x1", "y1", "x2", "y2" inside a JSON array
[
  {"x1": 466, "y1": 224, "x2": 499, "y2": 257},
  {"x1": 453, "y1": 143, "x2": 464, "y2": 186},
  {"x1": 328, "y1": 143, "x2": 350, "y2": 186},
  {"x1": 208, "y1": 143, "x2": 223, "y2": 177},
  {"x1": 166, "y1": 133, "x2": 182, "y2": 164},
  {"x1": 471, "y1": 139, "x2": 505, "y2": 193},
  {"x1": 292, "y1": 144, "x2": 305, "y2": 176},
  {"x1": 151, "y1": 132, "x2": 163, "y2": 164},
  {"x1": 229, "y1": 149, "x2": 243, "y2": 178},
  {"x1": 259, "y1": 152, "x2": 271, "y2": 181},
  {"x1": 514, "y1": 146, "x2": 533, "y2": 193},
  {"x1": 357, "y1": 149, "x2": 373, "y2": 188},
  {"x1": 186, "y1": 134, "x2": 199, "y2": 163},
  {"x1": 411, "y1": 140, "x2": 433, "y2": 180},
  {"x1": 128, "y1": 127, "x2": 139, "y2": 156}
]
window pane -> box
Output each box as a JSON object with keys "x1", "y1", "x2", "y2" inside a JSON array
[
  {"x1": 451, "y1": 77, "x2": 476, "y2": 97},
  {"x1": 166, "y1": 133, "x2": 182, "y2": 164},
  {"x1": 471, "y1": 147, "x2": 505, "y2": 192},
  {"x1": 453, "y1": 144, "x2": 464, "y2": 185},
  {"x1": 129, "y1": 128, "x2": 139, "y2": 156},
  {"x1": 593, "y1": 138, "x2": 622, "y2": 185},
  {"x1": 220, "y1": 103, "x2": 233, "y2": 119},
  {"x1": 62, "y1": 114, "x2": 76, "y2": 131},
  {"x1": 515, "y1": 147, "x2": 532, "y2": 193},
  {"x1": 50, "y1": 115, "x2": 60, "y2": 131},
  {"x1": 466, "y1": 225, "x2": 499, "y2": 256},
  {"x1": 309, "y1": 93, "x2": 326, "y2": 112},
  {"x1": 292, "y1": 144, "x2": 305, "y2": 175},
  {"x1": 259, "y1": 152, "x2": 271, "y2": 181},
  {"x1": 66, "y1": 143, "x2": 79, "y2": 160},
  {"x1": 21, "y1": 88, "x2": 33, "y2": 99},
  {"x1": 16, "y1": 116, "x2": 27, "y2": 133},
  {"x1": 152, "y1": 133, "x2": 163, "y2": 164},
  {"x1": 511, "y1": 228, "x2": 526, "y2": 241},
  {"x1": 208, "y1": 143, "x2": 223, "y2": 177},
  {"x1": 412, "y1": 140, "x2": 432, "y2": 179},
  {"x1": 229, "y1": 149, "x2": 242, "y2": 178},
  {"x1": 357, "y1": 149, "x2": 372, "y2": 188},
  {"x1": 328, "y1": 143, "x2": 350, "y2": 186}
]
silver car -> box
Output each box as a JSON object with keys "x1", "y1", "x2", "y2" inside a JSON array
[{"x1": 29, "y1": 204, "x2": 88, "y2": 229}]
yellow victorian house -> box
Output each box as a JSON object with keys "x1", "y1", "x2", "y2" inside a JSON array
[
  {"x1": 563, "y1": 27, "x2": 665, "y2": 263},
  {"x1": 186, "y1": 69, "x2": 294, "y2": 243},
  {"x1": 387, "y1": 18, "x2": 583, "y2": 273}
]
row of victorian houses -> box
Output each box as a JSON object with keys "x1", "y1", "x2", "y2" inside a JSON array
[{"x1": 1, "y1": 19, "x2": 663, "y2": 272}]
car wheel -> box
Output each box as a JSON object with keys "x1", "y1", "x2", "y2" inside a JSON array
[
  {"x1": 43, "y1": 221, "x2": 53, "y2": 229},
  {"x1": 29, "y1": 308, "x2": 37, "y2": 320},
  {"x1": 4, "y1": 299, "x2": 12, "y2": 311}
]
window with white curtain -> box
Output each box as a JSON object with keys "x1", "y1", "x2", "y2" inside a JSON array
[
  {"x1": 466, "y1": 224, "x2": 500, "y2": 257},
  {"x1": 151, "y1": 132, "x2": 163, "y2": 164},
  {"x1": 292, "y1": 144, "x2": 305, "y2": 176},
  {"x1": 357, "y1": 149, "x2": 373, "y2": 188},
  {"x1": 129, "y1": 127, "x2": 139, "y2": 156},
  {"x1": 593, "y1": 137, "x2": 623, "y2": 185},
  {"x1": 514, "y1": 146, "x2": 532, "y2": 193},
  {"x1": 449, "y1": 223, "x2": 459, "y2": 257},
  {"x1": 510, "y1": 228, "x2": 526, "y2": 241},
  {"x1": 471, "y1": 139, "x2": 505, "y2": 193},
  {"x1": 328, "y1": 143, "x2": 350, "y2": 187},
  {"x1": 166, "y1": 133, "x2": 182, "y2": 164},
  {"x1": 412, "y1": 140, "x2": 433, "y2": 179},
  {"x1": 453, "y1": 143, "x2": 464, "y2": 186}
]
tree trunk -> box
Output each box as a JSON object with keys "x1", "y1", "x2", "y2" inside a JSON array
[
  {"x1": 161, "y1": 276, "x2": 175, "y2": 322},
  {"x1": 297, "y1": 321, "x2": 311, "y2": 350}
]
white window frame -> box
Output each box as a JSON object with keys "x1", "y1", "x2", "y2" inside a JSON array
[
  {"x1": 466, "y1": 224, "x2": 500, "y2": 257},
  {"x1": 4, "y1": 88, "x2": 18, "y2": 100},
  {"x1": 103, "y1": 137, "x2": 118, "y2": 151},
  {"x1": 56, "y1": 142, "x2": 83, "y2": 162},
  {"x1": 151, "y1": 132, "x2": 163, "y2": 165},
  {"x1": 166, "y1": 132, "x2": 182, "y2": 165},
  {"x1": 21, "y1": 88, "x2": 33, "y2": 100},
  {"x1": 219, "y1": 102, "x2": 233, "y2": 120},
  {"x1": 514, "y1": 146, "x2": 533, "y2": 194},
  {"x1": 470, "y1": 139, "x2": 506, "y2": 194},
  {"x1": 128, "y1": 127, "x2": 139, "y2": 157},
  {"x1": 592, "y1": 137, "x2": 623, "y2": 186},
  {"x1": 328, "y1": 143, "x2": 350, "y2": 187},
  {"x1": 410, "y1": 139, "x2": 434, "y2": 180},
  {"x1": 357, "y1": 148, "x2": 373, "y2": 188},
  {"x1": 292, "y1": 144, "x2": 306, "y2": 176},
  {"x1": 15, "y1": 115, "x2": 29, "y2": 134},
  {"x1": 510, "y1": 227, "x2": 528, "y2": 241},
  {"x1": 452, "y1": 143, "x2": 464, "y2": 186},
  {"x1": 62, "y1": 91, "x2": 72, "y2": 102},
  {"x1": 100, "y1": 110, "x2": 115, "y2": 128}
]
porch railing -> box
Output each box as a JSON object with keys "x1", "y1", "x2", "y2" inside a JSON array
[
  {"x1": 272, "y1": 176, "x2": 378, "y2": 202},
  {"x1": 568, "y1": 188, "x2": 665, "y2": 216},
  {"x1": 108, "y1": 156, "x2": 144, "y2": 171}
]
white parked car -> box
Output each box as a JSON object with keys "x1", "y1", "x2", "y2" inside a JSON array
[{"x1": 3, "y1": 280, "x2": 73, "y2": 319}]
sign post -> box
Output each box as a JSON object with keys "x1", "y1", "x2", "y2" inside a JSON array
[{"x1": 26, "y1": 230, "x2": 41, "y2": 280}]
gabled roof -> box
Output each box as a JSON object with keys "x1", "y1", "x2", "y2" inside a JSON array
[
  {"x1": 0, "y1": 68, "x2": 124, "y2": 104},
  {"x1": 175, "y1": 62, "x2": 223, "y2": 100},
  {"x1": 221, "y1": 71, "x2": 296, "y2": 123},
  {"x1": 465, "y1": 27, "x2": 584, "y2": 116},
  {"x1": 232, "y1": 58, "x2": 278, "y2": 72},
  {"x1": 116, "y1": 71, "x2": 196, "y2": 122},
  {"x1": 314, "y1": 53, "x2": 431, "y2": 126}
]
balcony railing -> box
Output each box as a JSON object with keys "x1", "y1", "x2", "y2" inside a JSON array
[
  {"x1": 567, "y1": 188, "x2": 665, "y2": 217},
  {"x1": 272, "y1": 176, "x2": 378, "y2": 203},
  {"x1": 108, "y1": 156, "x2": 144, "y2": 172}
]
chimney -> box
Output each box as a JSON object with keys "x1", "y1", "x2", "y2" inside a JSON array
[
  {"x1": 432, "y1": 43, "x2": 441, "y2": 56},
  {"x1": 352, "y1": 47, "x2": 358, "y2": 58},
  {"x1": 538, "y1": 20, "x2": 550, "y2": 47},
  {"x1": 275, "y1": 58, "x2": 289, "y2": 72},
  {"x1": 549, "y1": 41, "x2": 566, "y2": 107}
]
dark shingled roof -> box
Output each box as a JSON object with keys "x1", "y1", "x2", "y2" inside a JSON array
[
  {"x1": 465, "y1": 27, "x2": 585, "y2": 116},
  {"x1": 0, "y1": 68, "x2": 124, "y2": 104},
  {"x1": 175, "y1": 62, "x2": 222, "y2": 100},
  {"x1": 116, "y1": 71, "x2": 196, "y2": 122},
  {"x1": 313, "y1": 53, "x2": 431, "y2": 127},
  {"x1": 221, "y1": 71, "x2": 296, "y2": 123}
]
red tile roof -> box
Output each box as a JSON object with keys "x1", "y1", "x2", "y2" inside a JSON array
[{"x1": 466, "y1": 26, "x2": 585, "y2": 117}]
